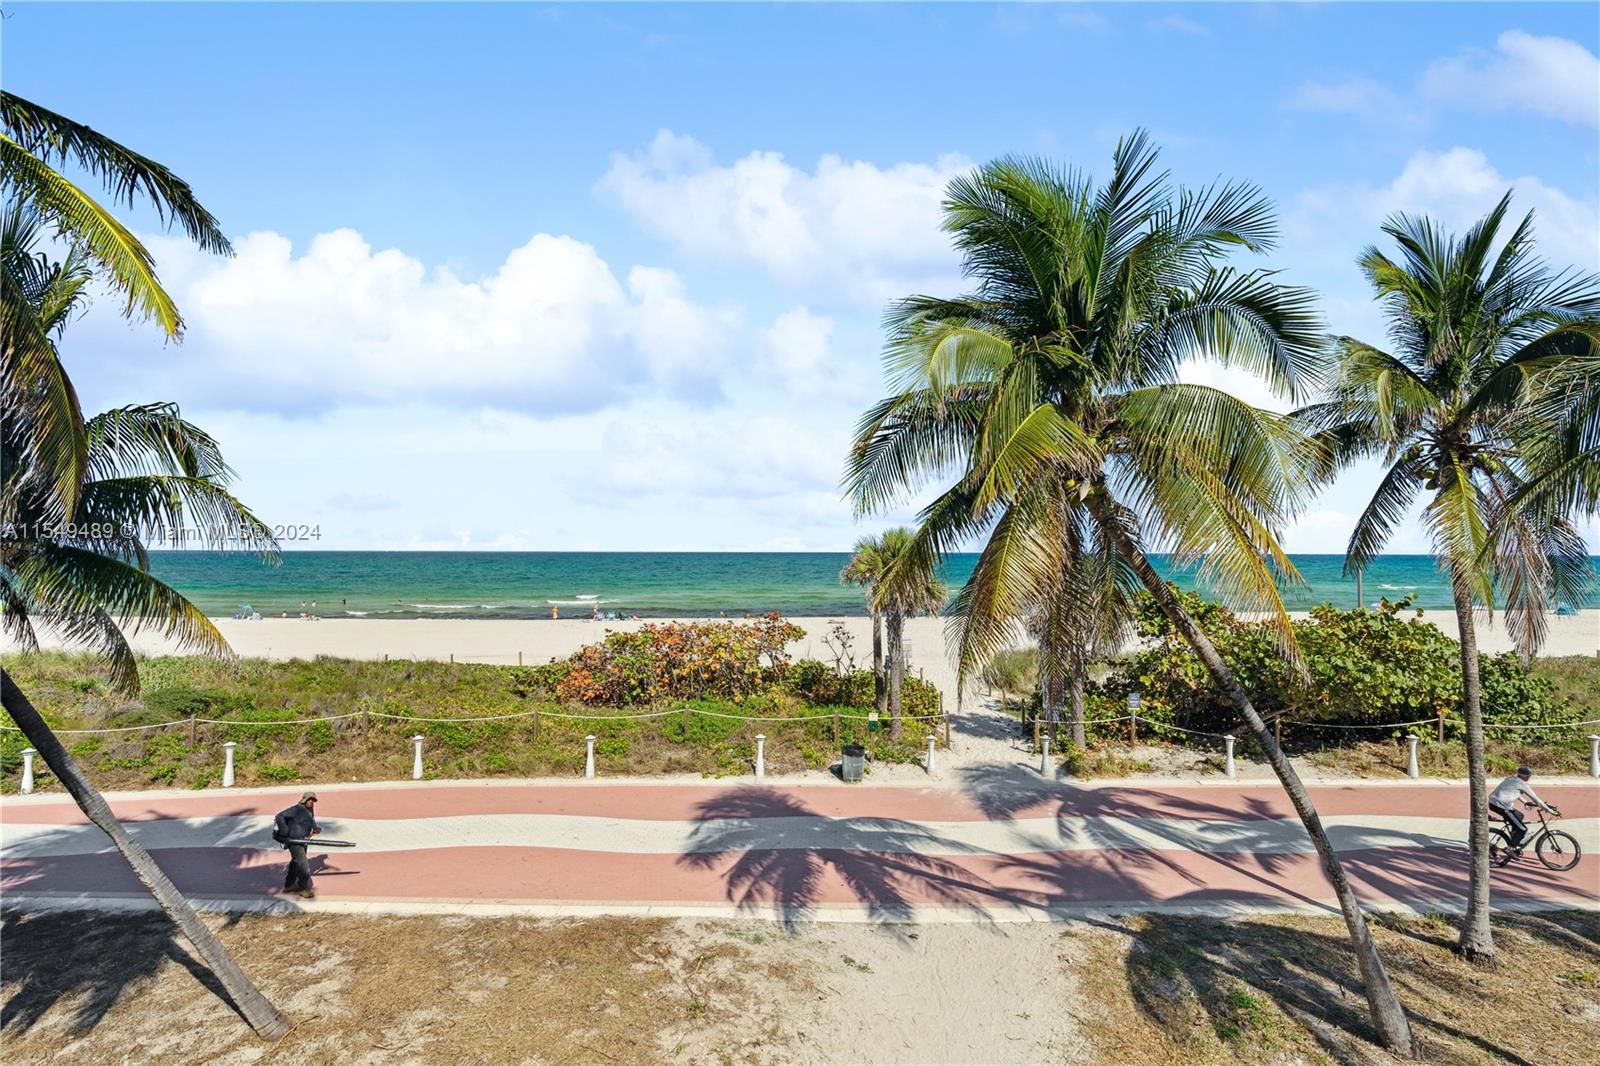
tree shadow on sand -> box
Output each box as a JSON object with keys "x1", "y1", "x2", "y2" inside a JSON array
[
  {"x1": 1108, "y1": 909, "x2": 1599, "y2": 1064},
  {"x1": 1, "y1": 909, "x2": 246, "y2": 1037},
  {"x1": 676, "y1": 787, "x2": 1029, "y2": 932}
]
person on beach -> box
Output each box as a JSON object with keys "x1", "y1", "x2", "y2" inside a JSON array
[
  {"x1": 1489, "y1": 768, "x2": 1560, "y2": 851},
  {"x1": 272, "y1": 791, "x2": 321, "y2": 898}
]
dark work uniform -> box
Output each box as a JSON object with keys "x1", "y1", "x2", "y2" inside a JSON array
[{"x1": 272, "y1": 803, "x2": 318, "y2": 893}]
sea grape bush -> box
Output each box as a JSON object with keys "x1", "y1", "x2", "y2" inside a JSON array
[
  {"x1": 548, "y1": 614, "x2": 806, "y2": 705},
  {"x1": 1101, "y1": 590, "x2": 1574, "y2": 740},
  {"x1": 782, "y1": 658, "x2": 940, "y2": 716}
]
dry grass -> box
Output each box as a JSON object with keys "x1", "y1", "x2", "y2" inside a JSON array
[
  {"x1": 0, "y1": 911, "x2": 809, "y2": 1065},
  {"x1": 1069, "y1": 910, "x2": 1600, "y2": 1066},
  {"x1": 4, "y1": 909, "x2": 1595, "y2": 1064}
]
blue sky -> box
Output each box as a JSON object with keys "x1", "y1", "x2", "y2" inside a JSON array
[{"x1": 7, "y1": 2, "x2": 1599, "y2": 551}]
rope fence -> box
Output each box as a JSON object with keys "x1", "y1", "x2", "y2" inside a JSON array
[
  {"x1": 6, "y1": 701, "x2": 1600, "y2": 792},
  {"x1": 1, "y1": 705, "x2": 950, "y2": 733}
]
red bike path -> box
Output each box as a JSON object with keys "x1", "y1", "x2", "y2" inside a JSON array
[{"x1": 3, "y1": 778, "x2": 1595, "y2": 920}]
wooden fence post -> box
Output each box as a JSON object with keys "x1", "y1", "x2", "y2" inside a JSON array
[
  {"x1": 682, "y1": 705, "x2": 692, "y2": 736},
  {"x1": 1437, "y1": 714, "x2": 1445, "y2": 743},
  {"x1": 188, "y1": 716, "x2": 197, "y2": 747},
  {"x1": 531, "y1": 706, "x2": 541, "y2": 742},
  {"x1": 832, "y1": 709, "x2": 841, "y2": 746},
  {"x1": 1128, "y1": 717, "x2": 1137, "y2": 746}
]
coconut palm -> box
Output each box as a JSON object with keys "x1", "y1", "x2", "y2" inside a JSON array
[
  {"x1": 1301, "y1": 194, "x2": 1600, "y2": 965},
  {"x1": 871, "y1": 527, "x2": 948, "y2": 740},
  {"x1": 841, "y1": 534, "x2": 889, "y2": 715},
  {"x1": 846, "y1": 135, "x2": 1416, "y2": 1053},
  {"x1": 2, "y1": 189, "x2": 285, "y2": 1032},
  {"x1": 1, "y1": 92, "x2": 230, "y2": 538}
]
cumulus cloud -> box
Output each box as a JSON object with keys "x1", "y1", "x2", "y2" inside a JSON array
[
  {"x1": 1296, "y1": 147, "x2": 1599, "y2": 272},
  {"x1": 1423, "y1": 30, "x2": 1600, "y2": 126},
  {"x1": 80, "y1": 227, "x2": 739, "y2": 413},
  {"x1": 597, "y1": 130, "x2": 971, "y2": 302},
  {"x1": 760, "y1": 306, "x2": 835, "y2": 391},
  {"x1": 1287, "y1": 76, "x2": 1419, "y2": 124}
]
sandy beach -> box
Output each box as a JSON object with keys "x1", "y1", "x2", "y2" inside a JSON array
[{"x1": 12, "y1": 611, "x2": 1597, "y2": 710}]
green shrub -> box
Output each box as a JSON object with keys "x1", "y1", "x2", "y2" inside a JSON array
[
  {"x1": 259, "y1": 764, "x2": 299, "y2": 781},
  {"x1": 1101, "y1": 591, "x2": 1579, "y2": 743}
]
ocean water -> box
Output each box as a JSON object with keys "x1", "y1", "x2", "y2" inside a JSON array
[{"x1": 147, "y1": 551, "x2": 1599, "y2": 620}]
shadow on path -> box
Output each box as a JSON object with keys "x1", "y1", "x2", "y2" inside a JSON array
[{"x1": 677, "y1": 787, "x2": 1023, "y2": 932}]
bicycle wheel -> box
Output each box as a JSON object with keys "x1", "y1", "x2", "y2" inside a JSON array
[
  {"x1": 1535, "y1": 830, "x2": 1582, "y2": 872},
  {"x1": 1489, "y1": 829, "x2": 1515, "y2": 868}
]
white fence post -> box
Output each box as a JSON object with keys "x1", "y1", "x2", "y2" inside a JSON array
[
  {"x1": 585, "y1": 734, "x2": 596, "y2": 779},
  {"x1": 1224, "y1": 735, "x2": 1236, "y2": 779},
  {"x1": 1039, "y1": 734, "x2": 1051, "y2": 775},
  {"x1": 1590, "y1": 734, "x2": 1599, "y2": 779},
  {"x1": 222, "y1": 741, "x2": 236, "y2": 787},
  {"x1": 926, "y1": 734, "x2": 936, "y2": 774},
  {"x1": 20, "y1": 748, "x2": 36, "y2": 794},
  {"x1": 755, "y1": 734, "x2": 766, "y2": 779},
  {"x1": 1406, "y1": 733, "x2": 1420, "y2": 779},
  {"x1": 411, "y1": 735, "x2": 424, "y2": 780}
]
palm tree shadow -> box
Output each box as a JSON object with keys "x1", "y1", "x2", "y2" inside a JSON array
[
  {"x1": 677, "y1": 787, "x2": 1022, "y2": 933},
  {"x1": 1, "y1": 908, "x2": 247, "y2": 1037},
  {"x1": 1117, "y1": 911, "x2": 1570, "y2": 1064}
]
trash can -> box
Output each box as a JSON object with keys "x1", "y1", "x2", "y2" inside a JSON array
[{"x1": 841, "y1": 743, "x2": 866, "y2": 783}]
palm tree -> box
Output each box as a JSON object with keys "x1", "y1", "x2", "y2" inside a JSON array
[
  {"x1": 871, "y1": 527, "x2": 948, "y2": 740},
  {"x1": 841, "y1": 534, "x2": 889, "y2": 715},
  {"x1": 846, "y1": 135, "x2": 1417, "y2": 1054},
  {"x1": 3, "y1": 105, "x2": 287, "y2": 1033},
  {"x1": 1, "y1": 93, "x2": 230, "y2": 526},
  {"x1": 1301, "y1": 194, "x2": 1599, "y2": 965}
]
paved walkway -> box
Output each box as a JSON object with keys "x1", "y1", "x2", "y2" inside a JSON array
[{"x1": 2, "y1": 776, "x2": 1595, "y2": 922}]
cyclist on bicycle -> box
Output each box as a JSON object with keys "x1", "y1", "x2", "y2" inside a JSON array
[{"x1": 1488, "y1": 767, "x2": 1559, "y2": 851}]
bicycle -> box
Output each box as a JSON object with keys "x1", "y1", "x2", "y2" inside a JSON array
[{"x1": 1489, "y1": 806, "x2": 1581, "y2": 871}]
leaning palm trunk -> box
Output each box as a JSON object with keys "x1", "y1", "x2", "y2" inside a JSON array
[
  {"x1": 1451, "y1": 565, "x2": 1494, "y2": 963},
  {"x1": 885, "y1": 609, "x2": 905, "y2": 740},
  {"x1": 1098, "y1": 516, "x2": 1418, "y2": 1055},
  {"x1": 871, "y1": 606, "x2": 887, "y2": 716},
  {"x1": 2, "y1": 674, "x2": 292, "y2": 1039}
]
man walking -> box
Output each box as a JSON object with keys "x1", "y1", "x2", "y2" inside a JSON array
[{"x1": 272, "y1": 791, "x2": 321, "y2": 898}]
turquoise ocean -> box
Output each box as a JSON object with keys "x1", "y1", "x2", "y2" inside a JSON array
[{"x1": 149, "y1": 552, "x2": 1599, "y2": 620}]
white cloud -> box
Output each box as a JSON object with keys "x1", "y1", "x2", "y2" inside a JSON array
[
  {"x1": 86, "y1": 227, "x2": 739, "y2": 413},
  {"x1": 597, "y1": 130, "x2": 971, "y2": 302},
  {"x1": 1423, "y1": 30, "x2": 1600, "y2": 127},
  {"x1": 1295, "y1": 147, "x2": 1600, "y2": 273},
  {"x1": 1146, "y1": 14, "x2": 1210, "y2": 37},
  {"x1": 182, "y1": 399, "x2": 863, "y2": 551},
  {"x1": 760, "y1": 306, "x2": 835, "y2": 392},
  {"x1": 1287, "y1": 76, "x2": 1417, "y2": 123}
]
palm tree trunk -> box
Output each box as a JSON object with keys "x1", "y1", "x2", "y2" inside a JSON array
[
  {"x1": 2, "y1": 673, "x2": 292, "y2": 1039},
  {"x1": 1093, "y1": 510, "x2": 1417, "y2": 1056},
  {"x1": 1042, "y1": 669, "x2": 1062, "y2": 743},
  {"x1": 871, "y1": 606, "x2": 887, "y2": 716},
  {"x1": 1451, "y1": 564, "x2": 1494, "y2": 964},
  {"x1": 886, "y1": 608, "x2": 905, "y2": 741},
  {"x1": 1068, "y1": 660, "x2": 1087, "y2": 750}
]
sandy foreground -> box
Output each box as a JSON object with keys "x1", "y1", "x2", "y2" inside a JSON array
[{"x1": 14, "y1": 610, "x2": 1599, "y2": 709}]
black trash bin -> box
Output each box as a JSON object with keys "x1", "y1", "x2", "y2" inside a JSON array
[{"x1": 840, "y1": 743, "x2": 866, "y2": 783}]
